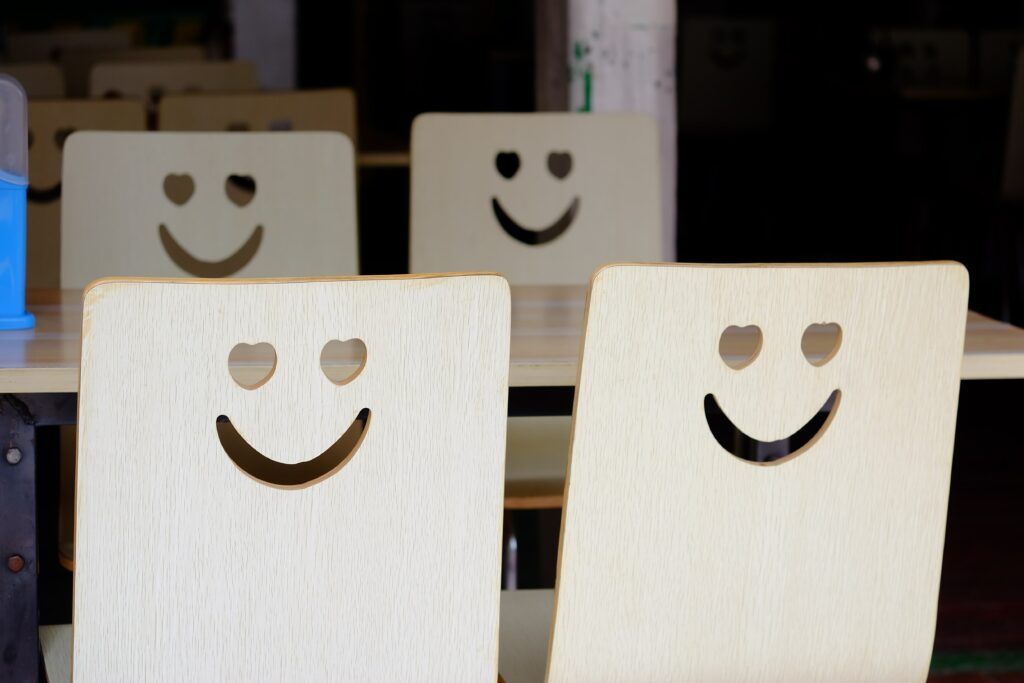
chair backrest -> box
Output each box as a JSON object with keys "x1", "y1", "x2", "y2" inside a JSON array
[
  {"x1": 871, "y1": 28, "x2": 970, "y2": 88},
  {"x1": 409, "y1": 113, "x2": 662, "y2": 285},
  {"x1": 89, "y1": 60, "x2": 259, "y2": 99},
  {"x1": 60, "y1": 131, "x2": 358, "y2": 286},
  {"x1": 26, "y1": 99, "x2": 145, "y2": 288},
  {"x1": 73, "y1": 274, "x2": 510, "y2": 680},
  {"x1": 6, "y1": 28, "x2": 132, "y2": 62},
  {"x1": 1, "y1": 63, "x2": 65, "y2": 98},
  {"x1": 548, "y1": 262, "x2": 968, "y2": 681},
  {"x1": 61, "y1": 45, "x2": 206, "y2": 98},
  {"x1": 158, "y1": 89, "x2": 357, "y2": 144}
]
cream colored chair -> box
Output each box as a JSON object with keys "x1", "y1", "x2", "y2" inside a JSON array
[
  {"x1": 43, "y1": 274, "x2": 510, "y2": 682},
  {"x1": 88, "y1": 60, "x2": 258, "y2": 99},
  {"x1": 500, "y1": 262, "x2": 968, "y2": 682},
  {"x1": 159, "y1": 89, "x2": 357, "y2": 145},
  {"x1": 27, "y1": 100, "x2": 146, "y2": 288},
  {"x1": 61, "y1": 45, "x2": 205, "y2": 97},
  {"x1": 60, "y1": 131, "x2": 358, "y2": 287},
  {"x1": 1, "y1": 63, "x2": 65, "y2": 98},
  {"x1": 411, "y1": 112, "x2": 662, "y2": 509}
]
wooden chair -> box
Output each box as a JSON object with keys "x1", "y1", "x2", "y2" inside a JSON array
[
  {"x1": 158, "y1": 89, "x2": 357, "y2": 145},
  {"x1": 5, "y1": 28, "x2": 132, "y2": 62},
  {"x1": 61, "y1": 45, "x2": 206, "y2": 98},
  {"x1": 869, "y1": 28, "x2": 970, "y2": 89},
  {"x1": 43, "y1": 274, "x2": 510, "y2": 681},
  {"x1": 500, "y1": 262, "x2": 968, "y2": 682},
  {"x1": 1, "y1": 63, "x2": 65, "y2": 98},
  {"x1": 410, "y1": 112, "x2": 662, "y2": 510},
  {"x1": 88, "y1": 60, "x2": 258, "y2": 100},
  {"x1": 60, "y1": 131, "x2": 358, "y2": 287},
  {"x1": 27, "y1": 100, "x2": 146, "y2": 288}
]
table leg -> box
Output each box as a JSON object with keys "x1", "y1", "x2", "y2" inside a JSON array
[{"x1": 0, "y1": 394, "x2": 76, "y2": 683}]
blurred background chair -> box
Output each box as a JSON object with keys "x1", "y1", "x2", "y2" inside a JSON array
[
  {"x1": 5, "y1": 27, "x2": 132, "y2": 62},
  {"x1": 61, "y1": 44, "x2": 207, "y2": 98},
  {"x1": 0, "y1": 62, "x2": 64, "y2": 98},
  {"x1": 500, "y1": 262, "x2": 968, "y2": 682}
]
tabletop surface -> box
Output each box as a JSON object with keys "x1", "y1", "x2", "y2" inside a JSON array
[{"x1": 1, "y1": 288, "x2": 1023, "y2": 393}]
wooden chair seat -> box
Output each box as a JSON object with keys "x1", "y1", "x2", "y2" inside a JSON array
[
  {"x1": 40, "y1": 624, "x2": 72, "y2": 683},
  {"x1": 504, "y1": 416, "x2": 569, "y2": 509},
  {"x1": 498, "y1": 589, "x2": 553, "y2": 683}
]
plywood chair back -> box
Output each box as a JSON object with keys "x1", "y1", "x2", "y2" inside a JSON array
[
  {"x1": 159, "y1": 89, "x2": 357, "y2": 145},
  {"x1": 88, "y1": 60, "x2": 258, "y2": 100},
  {"x1": 1, "y1": 63, "x2": 65, "y2": 98},
  {"x1": 410, "y1": 113, "x2": 662, "y2": 285},
  {"x1": 1004, "y1": 50, "x2": 1024, "y2": 201},
  {"x1": 5, "y1": 28, "x2": 132, "y2": 62},
  {"x1": 870, "y1": 28, "x2": 970, "y2": 88},
  {"x1": 60, "y1": 131, "x2": 357, "y2": 286},
  {"x1": 548, "y1": 262, "x2": 968, "y2": 682},
  {"x1": 61, "y1": 45, "x2": 206, "y2": 98},
  {"x1": 26, "y1": 100, "x2": 145, "y2": 288},
  {"x1": 73, "y1": 275, "x2": 510, "y2": 681}
]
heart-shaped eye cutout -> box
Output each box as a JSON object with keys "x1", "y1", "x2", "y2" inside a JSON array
[
  {"x1": 54, "y1": 127, "x2": 75, "y2": 150},
  {"x1": 495, "y1": 151, "x2": 520, "y2": 179},
  {"x1": 225, "y1": 174, "x2": 257, "y2": 207},
  {"x1": 719, "y1": 324, "x2": 762, "y2": 370},
  {"x1": 229, "y1": 342, "x2": 277, "y2": 389},
  {"x1": 226, "y1": 121, "x2": 251, "y2": 131},
  {"x1": 547, "y1": 151, "x2": 573, "y2": 179},
  {"x1": 268, "y1": 118, "x2": 293, "y2": 131},
  {"x1": 321, "y1": 339, "x2": 367, "y2": 386},
  {"x1": 802, "y1": 323, "x2": 842, "y2": 366},
  {"x1": 163, "y1": 173, "x2": 195, "y2": 206}
]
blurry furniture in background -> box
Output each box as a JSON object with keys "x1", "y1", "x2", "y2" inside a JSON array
[
  {"x1": 61, "y1": 45, "x2": 206, "y2": 98},
  {"x1": 5, "y1": 28, "x2": 133, "y2": 62},
  {"x1": 0, "y1": 63, "x2": 65, "y2": 98},
  {"x1": 229, "y1": 0, "x2": 297, "y2": 89},
  {"x1": 979, "y1": 31, "x2": 1024, "y2": 92},
  {"x1": 500, "y1": 262, "x2": 968, "y2": 682},
  {"x1": 27, "y1": 99, "x2": 146, "y2": 288},
  {"x1": 870, "y1": 28, "x2": 970, "y2": 89},
  {"x1": 158, "y1": 88, "x2": 356, "y2": 144},
  {"x1": 60, "y1": 131, "x2": 357, "y2": 286},
  {"x1": 679, "y1": 17, "x2": 776, "y2": 133},
  {"x1": 1001, "y1": 50, "x2": 1024, "y2": 202},
  {"x1": 49, "y1": 274, "x2": 509, "y2": 681},
  {"x1": 88, "y1": 60, "x2": 258, "y2": 107},
  {"x1": 411, "y1": 112, "x2": 661, "y2": 511}
]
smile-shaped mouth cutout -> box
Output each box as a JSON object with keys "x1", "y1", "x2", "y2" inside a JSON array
[
  {"x1": 704, "y1": 389, "x2": 841, "y2": 465},
  {"x1": 491, "y1": 196, "x2": 580, "y2": 245},
  {"x1": 159, "y1": 223, "x2": 263, "y2": 278},
  {"x1": 27, "y1": 183, "x2": 61, "y2": 203},
  {"x1": 217, "y1": 408, "x2": 370, "y2": 488}
]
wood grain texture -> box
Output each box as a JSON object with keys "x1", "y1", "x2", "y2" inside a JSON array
[
  {"x1": 60, "y1": 132, "x2": 357, "y2": 287},
  {"x1": 546, "y1": 262, "x2": 968, "y2": 682},
  {"x1": 88, "y1": 60, "x2": 258, "y2": 98},
  {"x1": 27, "y1": 100, "x2": 145, "y2": 288},
  {"x1": 409, "y1": 113, "x2": 662, "y2": 285},
  {"x1": 0, "y1": 288, "x2": 1021, "y2": 393},
  {"x1": 1, "y1": 63, "x2": 65, "y2": 98},
  {"x1": 73, "y1": 274, "x2": 510, "y2": 681},
  {"x1": 158, "y1": 88, "x2": 357, "y2": 146}
]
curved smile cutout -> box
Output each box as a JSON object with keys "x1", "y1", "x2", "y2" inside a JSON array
[
  {"x1": 491, "y1": 196, "x2": 579, "y2": 245},
  {"x1": 705, "y1": 389, "x2": 841, "y2": 464},
  {"x1": 28, "y1": 183, "x2": 62, "y2": 203},
  {"x1": 217, "y1": 408, "x2": 370, "y2": 488},
  {"x1": 159, "y1": 223, "x2": 263, "y2": 278}
]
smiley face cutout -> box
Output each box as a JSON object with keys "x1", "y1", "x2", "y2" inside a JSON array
[
  {"x1": 60, "y1": 132, "x2": 358, "y2": 288},
  {"x1": 410, "y1": 113, "x2": 662, "y2": 285}
]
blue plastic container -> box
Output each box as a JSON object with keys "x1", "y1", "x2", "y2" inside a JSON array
[{"x1": 0, "y1": 75, "x2": 34, "y2": 330}]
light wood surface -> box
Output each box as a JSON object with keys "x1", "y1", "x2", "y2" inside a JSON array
[
  {"x1": 410, "y1": 113, "x2": 663, "y2": 284},
  {"x1": 159, "y1": 88, "x2": 357, "y2": 146},
  {"x1": 1, "y1": 63, "x2": 65, "y2": 98},
  {"x1": 61, "y1": 45, "x2": 206, "y2": 98},
  {"x1": 88, "y1": 60, "x2": 258, "y2": 99},
  {"x1": 60, "y1": 132, "x2": 358, "y2": 287},
  {"x1": 73, "y1": 275, "x2": 510, "y2": 681},
  {"x1": 27, "y1": 100, "x2": 146, "y2": 289},
  {"x1": 542, "y1": 263, "x2": 967, "y2": 681},
  {"x1": 1, "y1": 285, "x2": 1023, "y2": 394},
  {"x1": 499, "y1": 590, "x2": 553, "y2": 683}
]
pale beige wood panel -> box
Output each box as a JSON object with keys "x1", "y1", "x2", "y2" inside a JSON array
[
  {"x1": 60, "y1": 131, "x2": 358, "y2": 287},
  {"x1": 88, "y1": 60, "x2": 258, "y2": 98},
  {"x1": 27, "y1": 100, "x2": 145, "y2": 288},
  {"x1": 6, "y1": 29, "x2": 132, "y2": 62},
  {"x1": 410, "y1": 113, "x2": 662, "y2": 285},
  {"x1": 499, "y1": 590, "x2": 553, "y2": 683},
  {"x1": 73, "y1": 274, "x2": 510, "y2": 681},
  {"x1": 40, "y1": 624, "x2": 72, "y2": 683},
  {"x1": 159, "y1": 88, "x2": 357, "y2": 146},
  {"x1": 1, "y1": 63, "x2": 65, "y2": 98},
  {"x1": 62, "y1": 45, "x2": 205, "y2": 98},
  {"x1": 546, "y1": 263, "x2": 968, "y2": 682}
]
